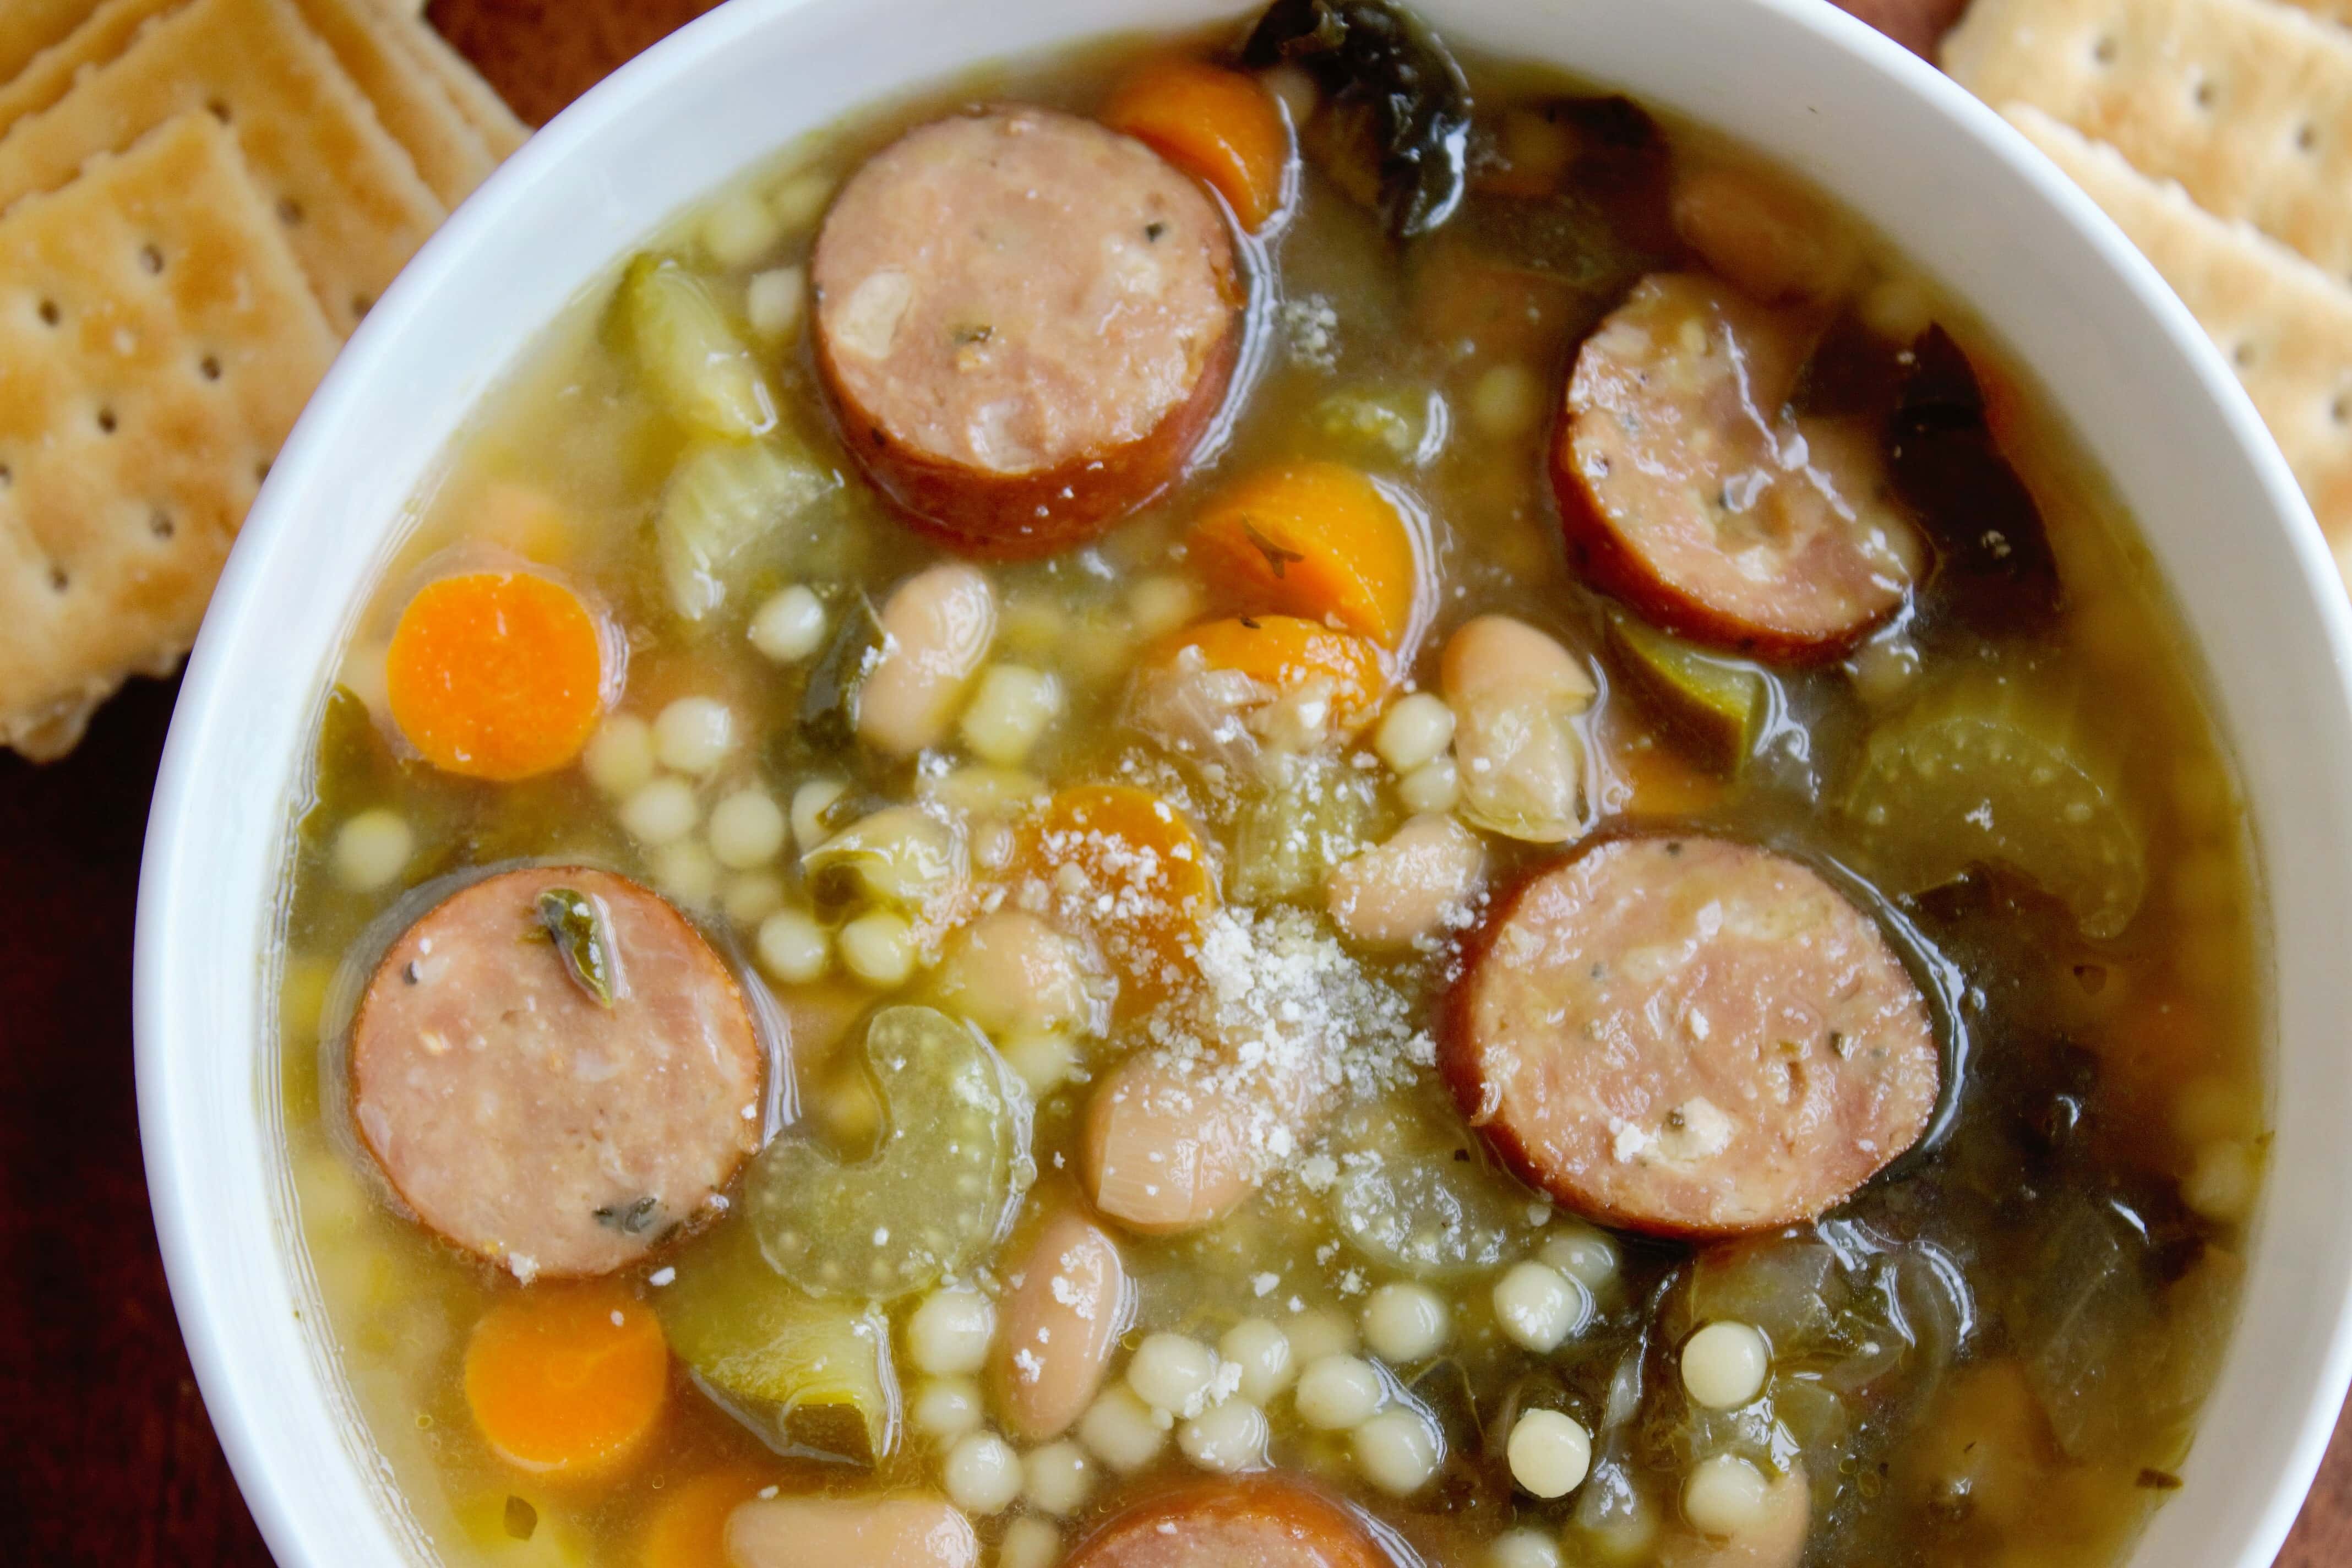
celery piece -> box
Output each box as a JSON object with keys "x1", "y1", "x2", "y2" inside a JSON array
[
  {"x1": 657, "y1": 437, "x2": 836, "y2": 622},
  {"x1": 617, "y1": 253, "x2": 776, "y2": 438}
]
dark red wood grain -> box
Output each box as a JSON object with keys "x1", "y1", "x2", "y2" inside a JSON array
[{"x1": 2, "y1": 1, "x2": 2340, "y2": 1563}]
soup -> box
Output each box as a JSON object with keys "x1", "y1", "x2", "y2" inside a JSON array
[{"x1": 274, "y1": 5, "x2": 2266, "y2": 1567}]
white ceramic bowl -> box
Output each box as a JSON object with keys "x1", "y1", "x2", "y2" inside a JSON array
[{"x1": 135, "y1": 0, "x2": 2352, "y2": 1563}]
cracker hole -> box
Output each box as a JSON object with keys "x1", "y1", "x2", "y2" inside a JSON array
[
  {"x1": 96, "y1": 407, "x2": 117, "y2": 435},
  {"x1": 0, "y1": 463, "x2": 12, "y2": 489},
  {"x1": 2231, "y1": 341, "x2": 2257, "y2": 368},
  {"x1": 36, "y1": 298, "x2": 58, "y2": 327},
  {"x1": 198, "y1": 353, "x2": 222, "y2": 382},
  {"x1": 2192, "y1": 78, "x2": 2218, "y2": 110},
  {"x1": 2299, "y1": 123, "x2": 2320, "y2": 153},
  {"x1": 352, "y1": 293, "x2": 374, "y2": 319},
  {"x1": 139, "y1": 244, "x2": 164, "y2": 275},
  {"x1": 276, "y1": 196, "x2": 304, "y2": 226},
  {"x1": 2332, "y1": 394, "x2": 2351, "y2": 426},
  {"x1": 207, "y1": 99, "x2": 232, "y2": 124},
  {"x1": 254, "y1": 459, "x2": 271, "y2": 484},
  {"x1": 48, "y1": 566, "x2": 68, "y2": 594},
  {"x1": 2092, "y1": 35, "x2": 2117, "y2": 64},
  {"x1": 149, "y1": 509, "x2": 175, "y2": 541}
]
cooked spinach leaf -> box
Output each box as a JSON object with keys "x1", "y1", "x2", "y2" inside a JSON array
[{"x1": 535, "y1": 886, "x2": 618, "y2": 1008}]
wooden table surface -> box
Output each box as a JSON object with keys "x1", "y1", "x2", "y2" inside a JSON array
[{"x1": 2, "y1": 0, "x2": 2344, "y2": 1562}]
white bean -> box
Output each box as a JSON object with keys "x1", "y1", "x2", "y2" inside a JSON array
[
  {"x1": 1327, "y1": 814, "x2": 1485, "y2": 950},
  {"x1": 654, "y1": 695, "x2": 736, "y2": 774},
  {"x1": 1361, "y1": 1282, "x2": 1450, "y2": 1363},
  {"x1": 997, "y1": 1209, "x2": 1128, "y2": 1442},
  {"x1": 1441, "y1": 616, "x2": 1593, "y2": 844},
  {"x1": 936, "y1": 911, "x2": 1094, "y2": 1036},
  {"x1": 908, "y1": 1289, "x2": 997, "y2": 1375},
  {"x1": 861, "y1": 563, "x2": 998, "y2": 756}
]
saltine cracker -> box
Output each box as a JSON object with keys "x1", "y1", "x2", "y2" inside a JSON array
[
  {"x1": 0, "y1": 0, "x2": 446, "y2": 335},
  {"x1": 1946, "y1": 0, "x2": 2352, "y2": 280},
  {"x1": 2005, "y1": 104, "x2": 2352, "y2": 582},
  {"x1": 0, "y1": 113, "x2": 337, "y2": 758}
]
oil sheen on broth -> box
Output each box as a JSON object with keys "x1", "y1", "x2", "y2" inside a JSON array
[{"x1": 274, "y1": 7, "x2": 2264, "y2": 1568}]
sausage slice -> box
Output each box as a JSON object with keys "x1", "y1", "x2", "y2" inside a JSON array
[
  {"x1": 814, "y1": 107, "x2": 1243, "y2": 556},
  {"x1": 1064, "y1": 1478, "x2": 1392, "y2": 1568},
  {"x1": 1553, "y1": 273, "x2": 1925, "y2": 661},
  {"x1": 1442, "y1": 834, "x2": 1937, "y2": 1238},
  {"x1": 349, "y1": 866, "x2": 764, "y2": 1279}
]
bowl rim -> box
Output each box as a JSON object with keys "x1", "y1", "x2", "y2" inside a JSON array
[{"x1": 134, "y1": 1, "x2": 2352, "y2": 1565}]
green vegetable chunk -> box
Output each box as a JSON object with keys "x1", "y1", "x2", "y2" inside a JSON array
[
  {"x1": 1607, "y1": 611, "x2": 1768, "y2": 777},
  {"x1": 657, "y1": 437, "x2": 839, "y2": 622},
  {"x1": 748, "y1": 1005, "x2": 1026, "y2": 1299},
  {"x1": 616, "y1": 253, "x2": 775, "y2": 438},
  {"x1": 658, "y1": 1221, "x2": 898, "y2": 1464},
  {"x1": 1231, "y1": 758, "x2": 1376, "y2": 905},
  {"x1": 532, "y1": 887, "x2": 617, "y2": 1008},
  {"x1": 1843, "y1": 674, "x2": 2146, "y2": 938},
  {"x1": 1326, "y1": 1092, "x2": 1542, "y2": 1280}
]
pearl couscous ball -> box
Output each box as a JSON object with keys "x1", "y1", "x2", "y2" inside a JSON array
[
  {"x1": 943, "y1": 1430, "x2": 1022, "y2": 1515},
  {"x1": 1684, "y1": 1454, "x2": 1771, "y2": 1537},
  {"x1": 1294, "y1": 1354, "x2": 1385, "y2": 1431},
  {"x1": 1127, "y1": 1333, "x2": 1223, "y2": 1418},
  {"x1": 333, "y1": 808, "x2": 412, "y2": 891},
  {"x1": 1178, "y1": 1398, "x2": 1269, "y2": 1474},
  {"x1": 1506, "y1": 1409, "x2": 1592, "y2": 1499},
  {"x1": 1494, "y1": 1261, "x2": 1586, "y2": 1353},
  {"x1": 653, "y1": 696, "x2": 735, "y2": 774},
  {"x1": 1352, "y1": 1406, "x2": 1440, "y2": 1495},
  {"x1": 1362, "y1": 1282, "x2": 1450, "y2": 1364},
  {"x1": 1077, "y1": 1386, "x2": 1168, "y2": 1474},
  {"x1": 1022, "y1": 1440, "x2": 1095, "y2": 1516},
  {"x1": 1681, "y1": 1321, "x2": 1771, "y2": 1410},
  {"x1": 1219, "y1": 1319, "x2": 1297, "y2": 1405},
  {"x1": 907, "y1": 1288, "x2": 997, "y2": 1375},
  {"x1": 708, "y1": 787, "x2": 787, "y2": 868}
]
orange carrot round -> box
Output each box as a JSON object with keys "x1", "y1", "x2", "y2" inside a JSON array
[
  {"x1": 385, "y1": 570, "x2": 608, "y2": 781},
  {"x1": 1016, "y1": 785, "x2": 1216, "y2": 1016},
  {"x1": 463, "y1": 1282, "x2": 669, "y2": 1478},
  {"x1": 639, "y1": 1463, "x2": 772, "y2": 1568},
  {"x1": 1104, "y1": 59, "x2": 1290, "y2": 233},
  {"x1": 1159, "y1": 614, "x2": 1389, "y2": 726},
  {"x1": 1188, "y1": 462, "x2": 1422, "y2": 649}
]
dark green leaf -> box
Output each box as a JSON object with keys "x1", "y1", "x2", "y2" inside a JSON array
[{"x1": 535, "y1": 887, "x2": 618, "y2": 1008}]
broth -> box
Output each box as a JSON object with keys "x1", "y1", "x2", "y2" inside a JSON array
[{"x1": 274, "y1": 13, "x2": 2263, "y2": 1568}]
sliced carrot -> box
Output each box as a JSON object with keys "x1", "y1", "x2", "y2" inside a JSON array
[
  {"x1": 1103, "y1": 58, "x2": 1290, "y2": 232},
  {"x1": 1188, "y1": 462, "x2": 1420, "y2": 649},
  {"x1": 1158, "y1": 614, "x2": 1389, "y2": 727},
  {"x1": 385, "y1": 570, "x2": 607, "y2": 781},
  {"x1": 463, "y1": 1282, "x2": 669, "y2": 1478},
  {"x1": 640, "y1": 1463, "x2": 773, "y2": 1568},
  {"x1": 1016, "y1": 785, "x2": 1216, "y2": 1016}
]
